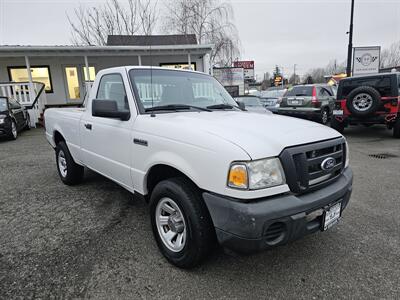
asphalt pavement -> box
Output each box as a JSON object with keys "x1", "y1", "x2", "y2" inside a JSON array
[{"x1": 0, "y1": 126, "x2": 399, "y2": 299}]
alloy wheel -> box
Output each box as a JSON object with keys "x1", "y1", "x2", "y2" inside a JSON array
[
  {"x1": 11, "y1": 122, "x2": 17, "y2": 139},
  {"x1": 353, "y1": 93, "x2": 373, "y2": 112},
  {"x1": 155, "y1": 197, "x2": 187, "y2": 252},
  {"x1": 58, "y1": 150, "x2": 68, "y2": 178}
]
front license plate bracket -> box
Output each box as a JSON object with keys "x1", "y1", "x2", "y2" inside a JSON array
[{"x1": 322, "y1": 201, "x2": 342, "y2": 231}]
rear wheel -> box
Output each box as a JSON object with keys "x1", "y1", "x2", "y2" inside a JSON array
[
  {"x1": 331, "y1": 117, "x2": 345, "y2": 134},
  {"x1": 55, "y1": 141, "x2": 84, "y2": 185},
  {"x1": 319, "y1": 108, "x2": 329, "y2": 125},
  {"x1": 393, "y1": 118, "x2": 400, "y2": 138},
  {"x1": 149, "y1": 177, "x2": 215, "y2": 268}
]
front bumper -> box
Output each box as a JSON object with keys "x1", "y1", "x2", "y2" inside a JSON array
[
  {"x1": 203, "y1": 167, "x2": 353, "y2": 253},
  {"x1": 0, "y1": 122, "x2": 11, "y2": 137}
]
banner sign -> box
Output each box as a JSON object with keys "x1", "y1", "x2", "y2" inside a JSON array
[
  {"x1": 213, "y1": 67, "x2": 245, "y2": 95},
  {"x1": 233, "y1": 61, "x2": 255, "y2": 80},
  {"x1": 353, "y1": 46, "x2": 381, "y2": 75}
]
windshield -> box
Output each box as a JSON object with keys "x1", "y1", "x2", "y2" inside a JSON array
[
  {"x1": 261, "y1": 89, "x2": 286, "y2": 98},
  {"x1": 237, "y1": 97, "x2": 262, "y2": 107},
  {"x1": 129, "y1": 69, "x2": 238, "y2": 112},
  {"x1": 0, "y1": 98, "x2": 8, "y2": 112},
  {"x1": 285, "y1": 86, "x2": 314, "y2": 97}
]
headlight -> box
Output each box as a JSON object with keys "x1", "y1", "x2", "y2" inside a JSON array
[
  {"x1": 0, "y1": 118, "x2": 5, "y2": 124},
  {"x1": 228, "y1": 158, "x2": 285, "y2": 190},
  {"x1": 345, "y1": 140, "x2": 350, "y2": 168}
]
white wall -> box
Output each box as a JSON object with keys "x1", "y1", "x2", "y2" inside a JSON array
[{"x1": 0, "y1": 54, "x2": 205, "y2": 105}]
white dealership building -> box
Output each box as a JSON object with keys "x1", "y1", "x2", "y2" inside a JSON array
[{"x1": 0, "y1": 35, "x2": 213, "y2": 107}]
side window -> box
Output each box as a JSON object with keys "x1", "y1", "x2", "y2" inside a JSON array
[
  {"x1": 96, "y1": 74, "x2": 128, "y2": 111},
  {"x1": 317, "y1": 87, "x2": 324, "y2": 97},
  {"x1": 9, "y1": 99, "x2": 21, "y2": 109},
  {"x1": 323, "y1": 88, "x2": 333, "y2": 96}
]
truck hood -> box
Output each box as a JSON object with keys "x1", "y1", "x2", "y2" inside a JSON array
[{"x1": 142, "y1": 111, "x2": 342, "y2": 159}]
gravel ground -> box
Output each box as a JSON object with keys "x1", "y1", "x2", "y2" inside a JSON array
[{"x1": 0, "y1": 126, "x2": 399, "y2": 299}]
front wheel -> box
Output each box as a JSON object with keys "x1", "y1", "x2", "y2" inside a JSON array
[
  {"x1": 149, "y1": 177, "x2": 215, "y2": 268},
  {"x1": 8, "y1": 120, "x2": 18, "y2": 140},
  {"x1": 55, "y1": 141, "x2": 84, "y2": 185}
]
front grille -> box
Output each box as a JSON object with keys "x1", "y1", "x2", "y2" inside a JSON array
[{"x1": 279, "y1": 138, "x2": 346, "y2": 194}]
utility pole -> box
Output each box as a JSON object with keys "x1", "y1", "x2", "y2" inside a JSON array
[
  {"x1": 293, "y1": 64, "x2": 297, "y2": 84},
  {"x1": 346, "y1": 0, "x2": 355, "y2": 77}
]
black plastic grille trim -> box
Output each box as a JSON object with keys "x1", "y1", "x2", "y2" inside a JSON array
[{"x1": 279, "y1": 137, "x2": 346, "y2": 194}]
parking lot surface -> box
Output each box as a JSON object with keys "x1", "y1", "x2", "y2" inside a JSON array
[{"x1": 1, "y1": 127, "x2": 399, "y2": 299}]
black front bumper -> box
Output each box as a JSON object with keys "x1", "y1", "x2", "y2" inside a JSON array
[
  {"x1": 203, "y1": 167, "x2": 353, "y2": 253},
  {"x1": 0, "y1": 123, "x2": 11, "y2": 137}
]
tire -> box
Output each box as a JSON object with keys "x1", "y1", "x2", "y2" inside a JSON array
[
  {"x1": 8, "y1": 120, "x2": 18, "y2": 140},
  {"x1": 331, "y1": 117, "x2": 345, "y2": 134},
  {"x1": 393, "y1": 118, "x2": 400, "y2": 138},
  {"x1": 149, "y1": 177, "x2": 215, "y2": 268},
  {"x1": 55, "y1": 141, "x2": 84, "y2": 185},
  {"x1": 346, "y1": 86, "x2": 381, "y2": 117},
  {"x1": 318, "y1": 108, "x2": 329, "y2": 125}
]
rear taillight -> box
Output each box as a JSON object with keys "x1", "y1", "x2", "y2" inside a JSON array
[{"x1": 311, "y1": 87, "x2": 319, "y2": 104}]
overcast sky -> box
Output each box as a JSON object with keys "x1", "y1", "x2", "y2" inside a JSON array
[{"x1": 1, "y1": 0, "x2": 399, "y2": 79}]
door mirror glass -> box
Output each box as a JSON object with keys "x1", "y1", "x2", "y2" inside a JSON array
[{"x1": 92, "y1": 100, "x2": 130, "y2": 121}]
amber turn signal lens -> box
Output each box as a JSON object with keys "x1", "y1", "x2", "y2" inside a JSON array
[{"x1": 228, "y1": 164, "x2": 248, "y2": 189}]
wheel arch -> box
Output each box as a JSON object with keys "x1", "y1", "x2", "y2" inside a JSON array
[
  {"x1": 144, "y1": 163, "x2": 201, "y2": 198},
  {"x1": 53, "y1": 130, "x2": 66, "y2": 146}
]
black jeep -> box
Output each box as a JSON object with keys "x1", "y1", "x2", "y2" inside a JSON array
[{"x1": 331, "y1": 72, "x2": 400, "y2": 138}]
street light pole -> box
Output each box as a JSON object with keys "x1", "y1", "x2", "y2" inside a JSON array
[{"x1": 346, "y1": 0, "x2": 355, "y2": 77}]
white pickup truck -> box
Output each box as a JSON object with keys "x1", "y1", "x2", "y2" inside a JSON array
[{"x1": 45, "y1": 67, "x2": 353, "y2": 268}]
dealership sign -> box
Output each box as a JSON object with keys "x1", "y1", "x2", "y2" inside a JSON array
[
  {"x1": 213, "y1": 67, "x2": 245, "y2": 95},
  {"x1": 233, "y1": 60, "x2": 255, "y2": 80},
  {"x1": 352, "y1": 46, "x2": 381, "y2": 75}
]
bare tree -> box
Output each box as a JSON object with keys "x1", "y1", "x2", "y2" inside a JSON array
[
  {"x1": 303, "y1": 59, "x2": 346, "y2": 83},
  {"x1": 67, "y1": 0, "x2": 158, "y2": 45},
  {"x1": 163, "y1": 0, "x2": 241, "y2": 67},
  {"x1": 380, "y1": 41, "x2": 400, "y2": 68}
]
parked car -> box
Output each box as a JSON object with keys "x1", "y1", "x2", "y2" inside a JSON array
[
  {"x1": 260, "y1": 87, "x2": 287, "y2": 113},
  {"x1": 45, "y1": 67, "x2": 353, "y2": 268},
  {"x1": 234, "y1": 95, "x2": 270, "y2": 114},
  {"x1": 0, "y1": 96, "x2": 29, "y2": 140},
  {"x1": 331, "y1": 72, "x2": 400, "y2": 138},
  {"x1": 277, "y1": 84, "x2": 335, "y2": 124}
]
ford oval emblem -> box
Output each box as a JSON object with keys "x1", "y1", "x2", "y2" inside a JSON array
[{"x1": 321, "y1": 157, "x2": 335, "y2": 171}]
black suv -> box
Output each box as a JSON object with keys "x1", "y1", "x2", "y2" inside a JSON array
[
  {"x1": 277, "y1": 84, "x2": 336, "y2": 124},
  {"x1": 331, "y1": 72, "x2": 400, "y2": 138}
]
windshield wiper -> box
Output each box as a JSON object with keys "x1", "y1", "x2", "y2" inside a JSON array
[
  {"x1": 206, "y1": 104, "x2": 237, "y2": 110},
  {"x1": 145, "y1": 104, "x2": 211, "y2": 112}
]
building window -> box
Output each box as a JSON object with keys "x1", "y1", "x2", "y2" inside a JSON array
[
  {"x1": 83, "y1": 66, "x2": 96, "y2": 81},
  {"x1": 160, "y1": 63, "x2": 196, "y2": 71},
  {"x1": 8, "y1": 66, "x2": 53, "y2": 93}
]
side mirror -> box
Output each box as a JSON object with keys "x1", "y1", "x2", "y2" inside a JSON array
[
  {"x1": 92, "y1": 100, "x2": 130, "y2": 121},
  {"x1": 236, "y1": 101, "x2": 246, "y2": 110}
]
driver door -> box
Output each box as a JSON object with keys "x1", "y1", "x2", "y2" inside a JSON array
[{"x1": 80, "y1": 72, "x2": 135, "y2": 190}]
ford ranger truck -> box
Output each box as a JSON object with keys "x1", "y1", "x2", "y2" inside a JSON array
[{"x1": 45, "y1": 67, "x2": 353, "y2": 268}]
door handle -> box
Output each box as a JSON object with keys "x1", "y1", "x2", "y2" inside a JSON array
[{"x1": 84, "y1": 123, "x2": 92, "y2": 130}]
